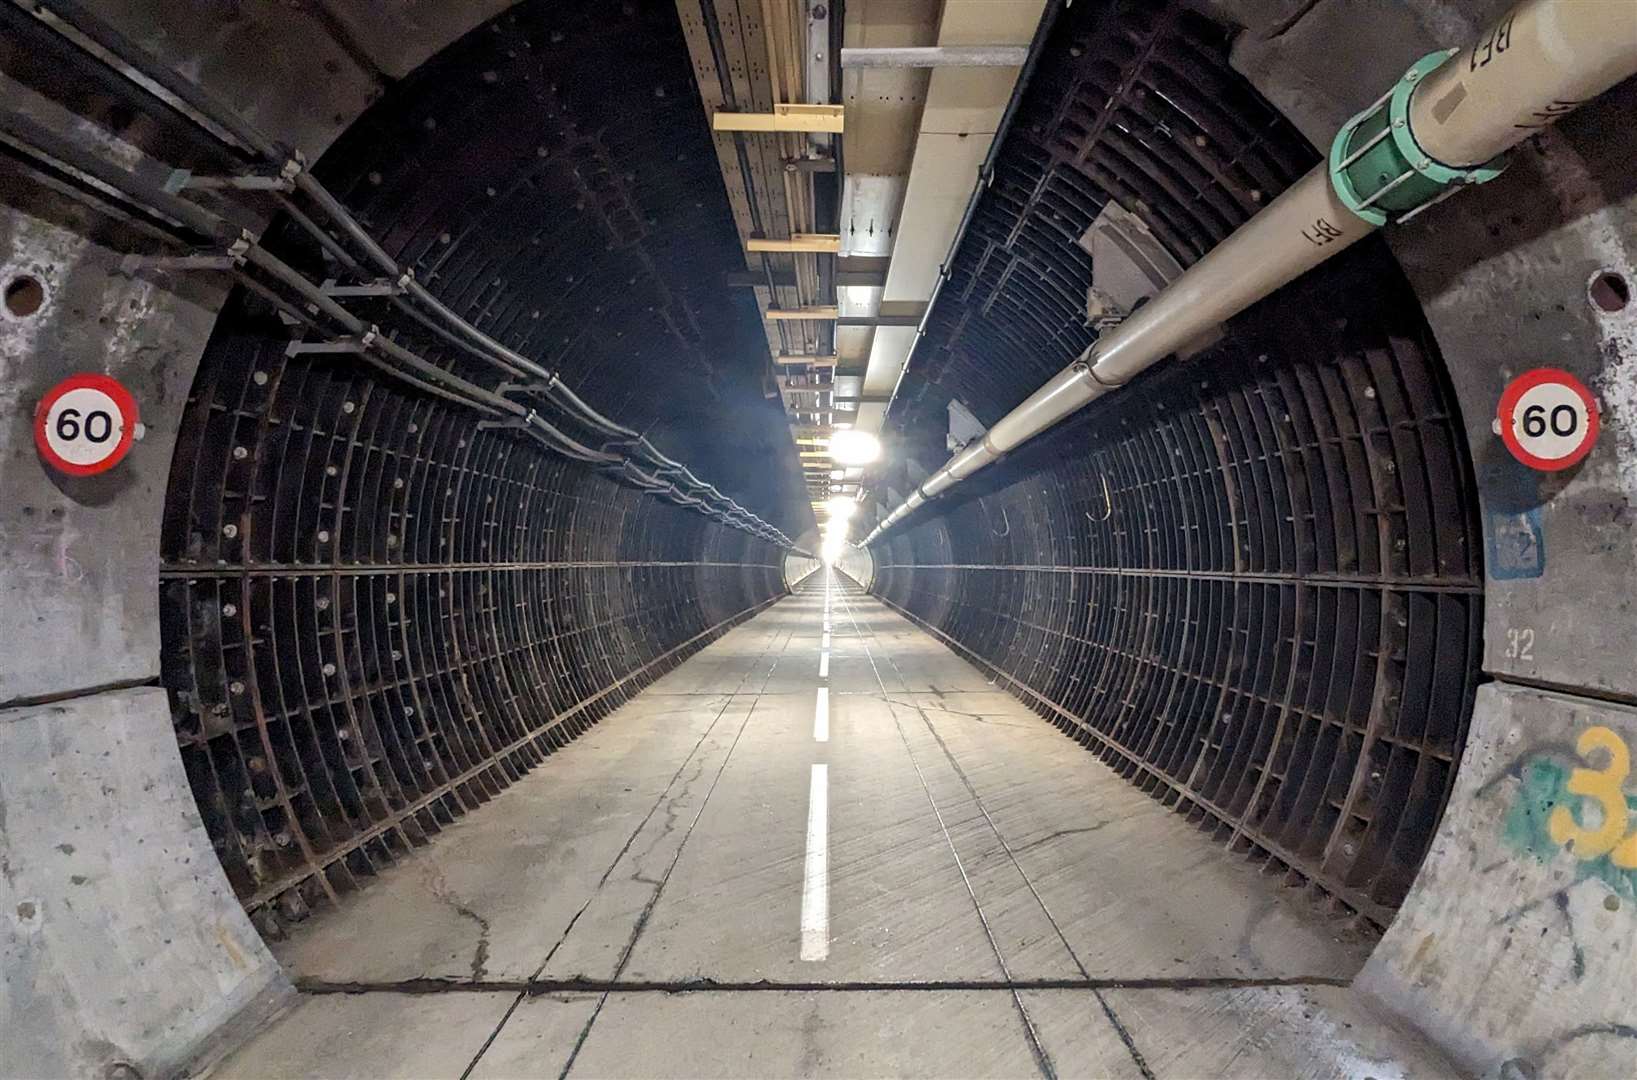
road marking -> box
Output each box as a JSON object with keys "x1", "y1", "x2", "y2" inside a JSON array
[
  {"x1": 814, "y1": 686, "x2": 829, "y2": 742},
  {"x1": 801, "y1": 763, "x2": 829, "y2": 961},
  {"x1": 822, "y1": 632, "x2": 831, "y2": 650},
  {"x1": 818, "y1": 650, "x2": 830, "y2": 679}
]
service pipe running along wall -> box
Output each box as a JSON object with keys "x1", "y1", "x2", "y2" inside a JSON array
[
  {"x1": 866, "y1": 0, "x2": 1637, "y2": 543},
  {"x1": 8, "y1": 0, "x2": 792, "y2": 548}
]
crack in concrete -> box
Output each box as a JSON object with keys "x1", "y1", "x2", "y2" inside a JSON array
[
  {"x1": 297, "y1": 973, "x2": 1355, "y2": 995},
  {"x1": 1013, "y1": 823, "x2": 1113, "y2": 853}
]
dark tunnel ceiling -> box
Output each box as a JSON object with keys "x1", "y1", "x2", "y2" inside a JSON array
[
  {"x1": 871, "y1": 0, "x2": 1484, "y2": 922},
  {"x1": 308, "y1": 0, "x2": 809, "y2": 533}
]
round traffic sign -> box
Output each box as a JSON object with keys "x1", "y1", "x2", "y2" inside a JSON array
[
  {"x1": 1497, "y1": 368, "x2": 1598, "y2": 472},
  {"x1": 34, "y1": 373, "x2": 139, "y2": 477}
]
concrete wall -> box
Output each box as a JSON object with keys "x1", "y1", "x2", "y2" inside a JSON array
[
  {"x1": 1359, "y1": 683, "x2": 1637, "y2": 1076},
  {"x1": 0, "y1": 689, "x2": 290, "y2": 1078}
]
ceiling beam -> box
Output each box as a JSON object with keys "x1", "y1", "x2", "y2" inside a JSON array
[
  {"x1": 724, "y1": 270, "x2": 885, "y2": 287},
  {"x1": 712, "y1": 104, "x2": 845, "y2": 133},
  {"x1": 840, "y1": 45, "x2": 1028, "y2": 68},
  {"x1": 766, "y1": 306, "x2": 840, "y2": 320},
  {"x1": 747, "y1": 233, "x2": 841, "y2": 253}
]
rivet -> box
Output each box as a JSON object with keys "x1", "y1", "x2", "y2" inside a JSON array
[
  {"x1": 394, "y1": 478, "x2": 405, "y2": 489},
  {"x1": 386, "y1": 592, "x2": 397, "y2": 604},
  {"x1": 222, "y1": 524, "x2": 238, "y2": 539},
  {"x1": 233, "y1": 446, "x2": 248, "y2": 460},
  {"x1": 317, "y1": 530, "x2": 330, "y2": 543},
  {"x1": 229, "y1": 680, "x2": 245, "y2": 695},
  {"x1": 222, "y1": 603, "x2": 237, "y2": 617},
  {"x1": 342, "y1": 401, "x2": 356, "y2": 414},
  {"x1": 316, "y1": 595, "x2": 331, "y2": 611},
  {"x1": 322, "y1": 662, "x2": 337, "y2": 677},
  {"x1": 327, "y1": 465, "x2": 339, "y2": 477},
  {"x1": 252, "y1": 371, "x2": 269, "y2": 386}
]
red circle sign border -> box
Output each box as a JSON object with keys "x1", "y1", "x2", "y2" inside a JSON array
[
  {"x1": 33, "y1": 373, "x2": 140, "y2": 477},
  {"x1": 1496, "y1": 367, "x2": 1599, "y2": 472}
]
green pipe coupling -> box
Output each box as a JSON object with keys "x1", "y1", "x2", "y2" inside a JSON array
[{"x1": 1329, "y1": 49, "x2": 1507, "y2": 226}]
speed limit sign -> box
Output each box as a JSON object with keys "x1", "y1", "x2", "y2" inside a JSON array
[
  {"x1": 34, "y1": 373, "x2": 139, "y2": 477},
  {"x1": 1497, "y1": 368, "x2": 1599, "y2": 472}
]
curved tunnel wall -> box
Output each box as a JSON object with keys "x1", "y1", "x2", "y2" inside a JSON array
[
  {"x1": 160, "y1": 331, "x2": 786, "y2": 929},
  {"x1": 154, "y1": 0, "x2": 800, "y2": 933},
  {"x1": 868, "y1": 0, "x2": 1484, "y2": 924}
]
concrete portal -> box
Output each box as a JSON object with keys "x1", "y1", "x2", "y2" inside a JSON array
[{"x1": 214, "y1": 572, "x2": 1451, "y2": 1078}]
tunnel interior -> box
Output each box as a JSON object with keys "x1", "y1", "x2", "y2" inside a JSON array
[{"x1": 3, "y1": 0, "x2": 1635, "y2": 1077}]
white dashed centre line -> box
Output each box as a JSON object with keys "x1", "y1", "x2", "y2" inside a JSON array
[
  {"x1": 800, "y1": 763, "x2": 829, "y2": 961},
  {"x1": 813, "y1": 686, "x2": 829, "y2": 743},
  {"x1": 818, "y1": 650, "x2": 830, "y2": 679}
]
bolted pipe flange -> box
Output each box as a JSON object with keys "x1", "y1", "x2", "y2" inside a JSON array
[{"x1": 1329, "y1": 49, "x2": 1507, "y2": 226}]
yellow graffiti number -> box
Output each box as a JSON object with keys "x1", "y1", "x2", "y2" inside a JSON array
[{"x1": 1549, "y1": 726, "x2": 1632, "y2": 862}]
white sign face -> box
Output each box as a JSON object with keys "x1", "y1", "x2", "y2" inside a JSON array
[
  {"x1": 42, "y1": 385, "x2": 126, "y2": 466},
  {"x1": 1497, "y1": 368, "x2": 1599, "y2": 472},
  {"x1": 34, "y1": 374, "x2": 139, "y2": 476},
  {"x1": 1509, "y1": 382, "x2": 1588, "y2": 463}
]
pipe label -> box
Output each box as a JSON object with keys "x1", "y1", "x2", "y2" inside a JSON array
[
  {"x1": 1497, "y1": 368, "x2": 1598, "y2": 472},
  {"x1": 34, "y1": 373, "x2": 140, "y2": 476}
]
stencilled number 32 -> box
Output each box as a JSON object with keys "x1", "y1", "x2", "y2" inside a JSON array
[{"x1": 1549, "y1": 726, "x2": 1637, "y2": 868}]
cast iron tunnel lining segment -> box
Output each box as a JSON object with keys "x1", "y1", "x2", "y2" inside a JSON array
[
  {"x1": 150, "y1": 0, "x2": 800, "y2": 930},
  {"x1": 870, "y1": 0, "x2": 1483, "y2": 923}
]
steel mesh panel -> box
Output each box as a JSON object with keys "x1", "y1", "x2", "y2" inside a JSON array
[{"x1": 872, "y1": 0, "x2": 1483, "y2": 924}]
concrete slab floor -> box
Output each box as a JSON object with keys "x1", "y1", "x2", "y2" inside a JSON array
[{"x1": 217, "y1": 572, "x2": 1460, "y2": 1078}]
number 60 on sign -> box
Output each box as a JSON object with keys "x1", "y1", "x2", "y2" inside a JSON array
[
  {"x1": 1496, "y1": 367, "x2": 1599, "y2": 472},
  {"x1": 34, "y1": 373, "x2": 140, "y2": 477}
]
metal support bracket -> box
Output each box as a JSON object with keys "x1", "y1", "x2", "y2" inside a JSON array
[
  {"x1": 320, "y1": 277, "x2": 404, "y2": 298},
  {"x1": 164, "y1": 168, "x2": 295, "y2": 193},
  {"x1": 285, "y1": 339, "x2": 366, "y2": 356},
  {"x1": 118, "y1": 252, "x2": 238, "y2": 274}
]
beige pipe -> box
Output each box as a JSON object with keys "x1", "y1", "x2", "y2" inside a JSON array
[
  {"x1": 1410, "y1": 0, "x2": 1637, "y2": 167},
  {"x1": 864, "y1": 0, "x2": 1636, "y2": 546}
]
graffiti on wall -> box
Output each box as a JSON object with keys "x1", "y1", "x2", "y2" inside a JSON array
[{"x1": 1503, "y1": 725, "x2": 1637, "y2": 900}]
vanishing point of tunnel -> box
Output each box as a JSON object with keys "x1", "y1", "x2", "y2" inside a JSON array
[{"x1": 2, "y1": 1, "x2": 1635, "y2": 1078}]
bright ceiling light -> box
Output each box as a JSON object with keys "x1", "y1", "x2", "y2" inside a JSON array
[
  {"x1": 828, "y1": 429, "x2": 880, "y2": 466},
  {"x1": 829, "y1": 469, "x2": 845, "y2": 480},
  {"x1": 825, "y1": 495, "x2": 857, "y2": 519}
]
